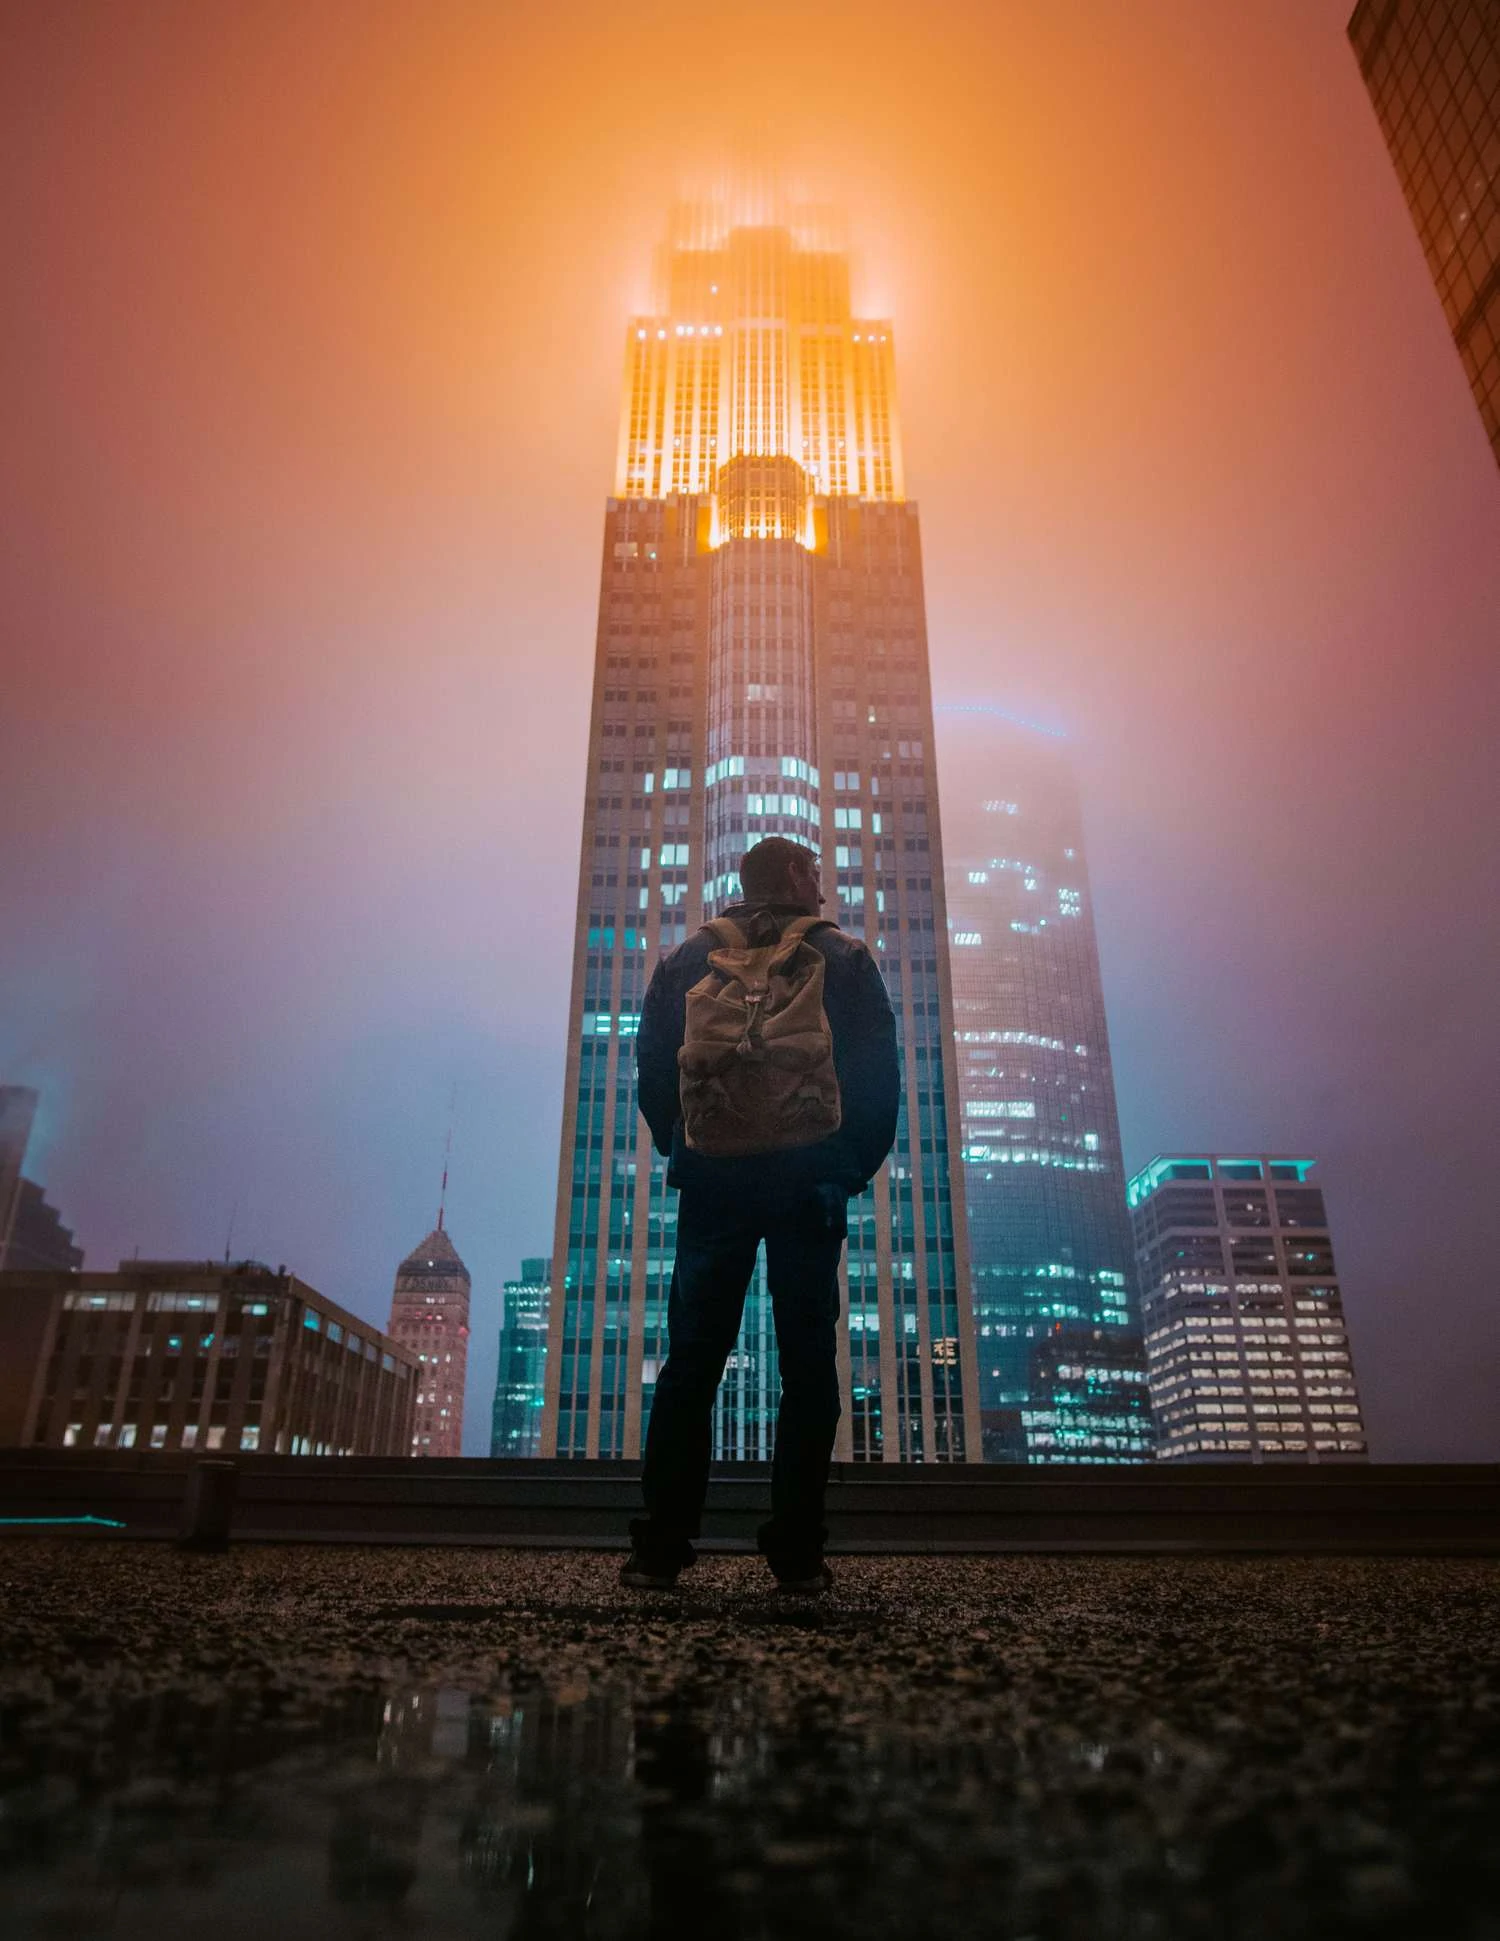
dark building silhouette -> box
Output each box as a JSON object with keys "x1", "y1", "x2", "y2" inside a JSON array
[
  {"x1": 1348, "y1": 0, "x2": 1500, "y2": 465},
  {"x1": 491, "y1": 1255, "x2": 549, "y2": 1457},
  {"x1": 0, "y1": 1261, "x2": 416, "y2": 1453},
  {"x1": 0, "y1": 1085, "x2": 39, "y2": 1265},
  {"x1": 3, "y1": 1179, "x2": 84, "y2": 1272},
  {"x1": 0, "y1": 1084, "x2": 83, "y2": 1273},
  {"x1": 1129, "y1": 1154, "x2": 1368, "y2": 1461},
  {"x1": 938, "y1": 706, "x2": 1151, "y2": 1463}
]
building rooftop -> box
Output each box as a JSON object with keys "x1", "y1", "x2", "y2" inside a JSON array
[
  {"x1": 0, "y1": 1261, "x2": 419, "y2": 1371},
  {"x1": 397, "y1": 1226, "x2": 469, "y2": 1278},
  {"x1": 1127, "y1": 1154, "x2": 1318, "y2": 1209},
  {"x1": 0, "y1": 1541, "x2": 1494, "y2": 1937}
]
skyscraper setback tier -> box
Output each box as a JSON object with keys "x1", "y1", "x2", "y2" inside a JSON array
[
  {"x1": 0, "y1": 1084, "x2": 84, "y2": 1273},
  {"x1": 1347, "y1": 1, "x2": 1500, "y2": 466},
  {"x1": 386, "y1": 1224, "x2": 470, "y2": 1457},
  {"x1": 1129, "y1": 1155, "x2": 1368, "y2": 1462},
  {"x1": 3, "y1": 1180, "x2": 84, "y2": 1272},
  {"x1": 938, "y1": 707, "x2": 1151, "y2": 1463},
  {"x1": 542, "y1": 202, "x2": 979, "y2": 1465}
]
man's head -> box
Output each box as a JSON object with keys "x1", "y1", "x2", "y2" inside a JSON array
[{"x1": 738, "y1": 837, "x2": 823, "y2": 914}]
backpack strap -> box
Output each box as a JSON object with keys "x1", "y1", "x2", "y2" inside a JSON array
[
  {"x1": 777, "y1": 915, "x2": 834, "y2": 946},
  {"x1": 702, "y1": 917, "x2": 747, "y2": 950},
  {"x1": 766, "y1": 913, "x2": 835, "y2": 975}
]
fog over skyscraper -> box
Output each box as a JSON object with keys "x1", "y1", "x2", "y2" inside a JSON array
[
  {"x1": 938, "y1": 707, "x2": 1151, "y2": 1462},
  {"x1": 541, "y1": 193, "x2": 979, "y2": 1464}
]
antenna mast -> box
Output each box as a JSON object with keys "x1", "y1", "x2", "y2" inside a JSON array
[{"x1": 437, "y1": 1087, "x2": 456, "y2": 1232}]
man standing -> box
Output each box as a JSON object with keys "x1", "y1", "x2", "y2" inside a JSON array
[{"x1": 627, "y1": 836, "x2": 900, "y2": 1593}]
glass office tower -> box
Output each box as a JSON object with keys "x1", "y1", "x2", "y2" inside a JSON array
[
  {"x1": 1348, "y1": 0, "x2": 1500, "y2": 465},
  {"x1": 491, "y1": 1256, "x2": 550, "y2": 1458},
  {"x1": 541, "y1": 196, "x2": 980, "y2": 1465},
  {"x1": 938, "y1": 706, "x2": 1151, "y2": 1462},
  {"x1": 1129, "y1": 1154, "x2": 1368, "y2": 1462}
]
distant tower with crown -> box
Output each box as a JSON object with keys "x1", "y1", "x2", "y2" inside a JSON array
[{"x1": 386, "y1": 1134, "x2": 471, "y2": 1457}]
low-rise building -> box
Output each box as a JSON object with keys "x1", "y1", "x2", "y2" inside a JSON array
[
  {"x1": 0, "y1": 1260, "x2": 416, "y2": 1456},
  {"x1": 1128, "y1": 1155, "x2": 1368, "y2": 1462}
]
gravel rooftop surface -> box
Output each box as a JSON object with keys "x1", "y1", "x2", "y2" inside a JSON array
[{"x1": 0, "y1": 1541, "x2": 1497, "y2": 1940}]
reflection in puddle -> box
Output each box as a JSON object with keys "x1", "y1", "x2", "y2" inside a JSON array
[
  {"x1": 10, "y1": 1664, "x2": 1456, "y2": 1939},
  {"x1": 0, "y1": 1678, "x2": 1027, "y2": 1939}
]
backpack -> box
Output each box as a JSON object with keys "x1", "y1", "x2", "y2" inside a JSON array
[{"x1": 677, "y1": 914, "x2": 843, "y2": 1157}]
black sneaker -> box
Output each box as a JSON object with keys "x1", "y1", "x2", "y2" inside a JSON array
[
  {"x1": 771, "y1": 1562, "x2": 833, "y2": 1595},
  {"x1": 619, "y1": 1549, "x2": 684, "y2": 1590}
]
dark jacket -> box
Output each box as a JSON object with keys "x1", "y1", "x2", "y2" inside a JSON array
[{"x1": 636, "y1": 902, "x2": 900, "y2": 1196}]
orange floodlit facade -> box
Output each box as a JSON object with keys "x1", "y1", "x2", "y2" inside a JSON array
[{"x1": 616, "y1": 204, "x2": 903, "y2": 538}]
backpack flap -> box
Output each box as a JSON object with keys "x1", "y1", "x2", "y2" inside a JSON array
[{"x1": 678, "y1": 916, "x2": 842, "y2": 1157}]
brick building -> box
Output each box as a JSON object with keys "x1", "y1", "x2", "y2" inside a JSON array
[{"x1": 0, "y1": 1260, "x2": 416, "y2": 1456}]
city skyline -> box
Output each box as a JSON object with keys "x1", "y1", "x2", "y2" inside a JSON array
[{"x1": 2, "y1": 2, "x2": 1497, "y2": 1463}]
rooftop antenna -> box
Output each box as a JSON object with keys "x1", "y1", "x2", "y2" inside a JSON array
[
  {"x1": 437, "y1": 1087, "x2": 456, "y2": 1232},
  {"x1": 223, "y1": 1200, "x2": 237, "y2": 1267}
]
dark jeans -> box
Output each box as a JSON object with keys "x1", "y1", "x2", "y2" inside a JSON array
[{"x1": 637, "y1": 1182, "x2": 846, "y2": 1570}]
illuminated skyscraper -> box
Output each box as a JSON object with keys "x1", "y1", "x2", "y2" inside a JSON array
[
  {"x1": 1129, "y1": 1154, "x2": 1368, "y2": 1462},
  {"x1": 491, "y1": 1255, "x2": 550, "y2": 1458},
  {"x1": 939, "y1": 707, "x2": 1151, "y2": 1462},
  {"x1": 386, "y1": 1221, "x2": 470, "y2": 1457},
  {"x1": 542, "y1": 197, "x2": 979, "y2": 1464},
  {"x1": 1347, "y1": 1, "x2": 1500, "y2": 466}
]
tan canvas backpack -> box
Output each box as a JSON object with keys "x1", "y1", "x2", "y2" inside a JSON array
[{"x1": 677, "y1": 914, "x2": 843, "y2": 1157}]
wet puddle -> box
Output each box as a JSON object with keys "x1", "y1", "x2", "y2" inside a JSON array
[
  {"x1": 0, "y1": 1680, "x2": 1039, "y2": 1939},
  {"x1": 0, "y1": 1668, "x2": 1489, "y2": 1938}
]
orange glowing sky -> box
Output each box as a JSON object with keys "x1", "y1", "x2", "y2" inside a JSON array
[{"x1": 2, "y1": 0, "x2": 1497, "y2": 1457}]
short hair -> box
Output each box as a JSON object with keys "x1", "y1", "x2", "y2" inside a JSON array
[{"x1": 739, "y1": 836, "x2": 815, "y2": 903}]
